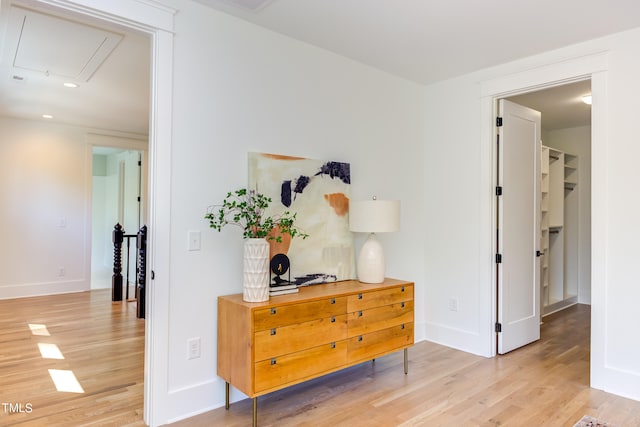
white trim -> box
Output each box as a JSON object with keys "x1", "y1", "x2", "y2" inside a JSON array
[
  {"x1": 87, "y1": 133, "x2": 148, "y2": 152},
  {"x1": 30, "y1": 1, "x2": 175, "y2": 426},
  {"x1": 589, "y1": 71, "x2": 608, "y2": 390},
  {"x1": 145, "y1": 27, "x2": 174, "y2": 426},
  {"x1": 31, "y1": 0, "x2": 175, "y2": 32},
  {"x1": 480, "y1": 52, "x2": 608, "y2": 360},
  {"x1": 480, "y1": 51, "x2": 608, "y2": 97},
  {"x1": 0, "y1": 279, "x2": 88, "y2": 299}
]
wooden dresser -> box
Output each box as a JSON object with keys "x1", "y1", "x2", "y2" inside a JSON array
[{"x1": 217, "y1": 278, "x2": 414, "y2": 426}]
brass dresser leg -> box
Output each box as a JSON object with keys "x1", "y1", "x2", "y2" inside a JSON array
[
  {"x1": 253, "y1": 397, "x2": 258, "y2": 427},
  {"x1": 225, "y1": 382, "x2": 230, "y2": 409},
  {"x1": 404, "y1": 348, "x2": 409, "y2": 374}
]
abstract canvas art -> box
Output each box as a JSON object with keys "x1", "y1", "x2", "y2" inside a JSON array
[{"x1": 248, "y1": 152, "x2": 355, "y2": 285}]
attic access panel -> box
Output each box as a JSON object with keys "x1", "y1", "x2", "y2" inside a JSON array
[{"x1": 8, "y1": 6, "x2": 122, "y2": 82}]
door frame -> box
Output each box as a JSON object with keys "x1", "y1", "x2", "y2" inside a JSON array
[
  {"x1": 480, "y1": 52, "x2": 607, "y2": 373},
  {"x1": 30, "y1": 1, "x2": 176, "y2": 426}
]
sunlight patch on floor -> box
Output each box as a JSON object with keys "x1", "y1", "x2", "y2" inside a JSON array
[
  {"x1": 38, "y1": 343, "x2": 65, "y2": 359},
  {"x1": 29, "y1": 323, "x2": 50, "y2": 336},
  {"x1": 48, "y1": 369, "x2": 85, "y2": 393}
]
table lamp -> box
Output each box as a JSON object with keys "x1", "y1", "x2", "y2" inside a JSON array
[{"x1": 349, "y1": 197, "x2": 400, "y2": 283}]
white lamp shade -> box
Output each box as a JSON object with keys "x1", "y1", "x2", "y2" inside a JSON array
[{"x1": 349, "y1": 199, "x2": 400, "y2": 233}]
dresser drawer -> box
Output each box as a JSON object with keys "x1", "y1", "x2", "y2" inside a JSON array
[
  {"x1": 255, "y1": 341, "x2": 347, "y2": 392},
  {"x1": 254, "y1": 297, "x2": 347, "y2": 331},
  {"x1": 347, "y1": 323, "x2": 414, "y2": 363},
  {"x1": 347, "y1": 300, "x2": 414, "y2": 337},
  {"x1": 255, "y1": 314, "x2": 348, "y2": 361},
  {"x1": 347, "y1": 285, "x2": 413, "y2": 312}
]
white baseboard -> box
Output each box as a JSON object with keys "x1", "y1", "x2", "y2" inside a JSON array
[
  {"x1": 424, "y1": 320, "x2": 492, "y2": 357},
  {"x1": 0, "y1": 279, "x2": 89, "y2": 300},
  {"x1": 164, "y1": 378, "x2": 232, "y2": 425}
]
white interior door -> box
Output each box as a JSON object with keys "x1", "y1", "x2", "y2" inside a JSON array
[{"x1": 497, "y1": 99, "x2": 541, "y2": 354}]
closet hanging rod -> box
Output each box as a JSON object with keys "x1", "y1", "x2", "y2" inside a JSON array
[
  {"x1": 550, "y1": 155, "x2": 560, "y2": 160},
  {"x1": 549, "y1": 230, "x2": 560, "y2": 234}
]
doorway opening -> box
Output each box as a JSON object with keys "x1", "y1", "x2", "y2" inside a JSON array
[
  {"x1": 0, "y1": 0, "x2": 161, "y2": 423},
  {"x1": 91, "y1": 146, "x2": 147, "y2": 293}
]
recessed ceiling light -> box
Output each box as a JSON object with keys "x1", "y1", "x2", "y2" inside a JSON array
[
  {"x1": 42, "y1": 114, "x2": 54, "y2": 119},
  {"x1": 63, "y1": 82, "x2": 78, "y2": 88},
  {"x1": 581, "y1": 95, "x2": 592, "y2": 105}
]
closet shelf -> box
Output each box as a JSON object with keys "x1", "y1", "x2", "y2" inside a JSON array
[{"x1": 541, "y1": 145, "x2": 579, "y2": 317}]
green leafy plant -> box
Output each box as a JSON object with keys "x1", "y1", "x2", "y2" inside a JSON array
[{"x1": 205, "y1": 188, "x2": 309, "y2": 242}]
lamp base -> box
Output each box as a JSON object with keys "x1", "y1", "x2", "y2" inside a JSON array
[{"x1": 357, "y1": 233, "x2": 385, "y2": 283}]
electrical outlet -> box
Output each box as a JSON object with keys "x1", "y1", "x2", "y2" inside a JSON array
[
  {"x1": 448, "y1": 297, "x2": 458, "y2": 312},
  {"x1": 188, "y1": 230, "x2": 201, "y2": 251},
  {"x1": 187, "y1": 337, "x2": 201, "y2": 360}
]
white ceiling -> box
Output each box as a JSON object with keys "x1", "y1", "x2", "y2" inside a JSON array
[
  {"x1": 196, "y1": 0, "x2": 640, "y2": 85},
  {"x1": 507, "y1": 80, "x2": 592, "y2": 132},
  {"x1": 0, "y1": 2, "x2": 150, "y2": 135},
  {"x1": 3, "y1": 0, "x2": 640, "y2": 134}
]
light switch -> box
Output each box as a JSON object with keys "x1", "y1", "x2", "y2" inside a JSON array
[{"x1": 188, "y1": 230, "x2": 201, "y2": 251}]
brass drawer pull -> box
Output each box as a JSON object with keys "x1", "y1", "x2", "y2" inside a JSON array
[
  {"x1": 358, "y1": 293, "x2": 363, "y2": 300},
  {"x1": 401, "y1": 324, "x2": 405, "y2": 330},
  {"x1": 358, "y1": 310, "x2": 363, "y2": 317},
  {"x1": 270, "y1": 358, "x2": 277, "y2": 365},
  {"x1": 270, "y1": 308, "x2": 277, "y2": 315},
  {"x1": 331, "y1": 316, "x2": 336, "y2": 323},
  {"x1": 331, "y1": 342, "x2": 336, "y2": 349},
  {"x1": 358, "y1": 336, "x2": 363, "y2": 342},
  {"x1": 401, "y1": 286, "x2": 405, "y2": 292},
  {"x1": 330, "y1": 298, "x2": 336, "y2": 304},
  {"x1": 270, "y1": 328, "x2": 276, "y2": 336},
  {"x1": 401, "y1": 302, "x2": 405, "y2": 308}
]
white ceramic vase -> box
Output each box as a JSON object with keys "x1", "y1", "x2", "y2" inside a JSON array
[{"x1": 243, "y1": 238, "x2": 270, "y2": 302}]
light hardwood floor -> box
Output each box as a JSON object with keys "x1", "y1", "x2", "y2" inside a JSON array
[
  {"x1": 173, "y1": 304, "x2": 640, "y2": 427},
  {"x1": 0, "y1": 289, "x2": 145, "y2": 427},
  {"x1": 2, "y1": 292, "x2": 640, "y2": 426}
]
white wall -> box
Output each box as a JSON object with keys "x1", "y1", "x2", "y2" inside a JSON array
[
  {"x1": 160, "y1": 0, "x2": 426, "y2": 422},
  {"x1": 422, "y1": 77, "x2": 493, "y2": 355},
  {"x1": 0, "y1": 116, "x2": 148, "y2": 298},
  {"x1": 423, "y1": 28, "x2": 640, "y2": 402},
  {"x1": 545, "y1": 126, "x2": 591, "y2": 304},
  {"x1": 0, "y1": 117, "x2": 91, "y2": 298}
]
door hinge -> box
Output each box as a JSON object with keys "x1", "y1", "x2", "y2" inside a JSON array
[
  {"x1": 495, "y1": 322, "x2": 502, "y2": 333},
  {"x1": 536, "y1": 250, "x2": 543, "y2": 257},
  {"x1": 138, "y1": 160, "x2": 142, "y2": 166},
  {"x1": 496, "y1": 117, "x2": 503, "y2": 127},
  {"x1": 495, "y1": 254, "x2": 502, "y2": 263},
  {"x1": 137, "y1": 196, "x2": 141, "y2": 202},
  {"x1": 496, "y1": 186, "x2": 503, "y2": 196}
]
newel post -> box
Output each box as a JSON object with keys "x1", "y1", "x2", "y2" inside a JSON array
[
  {"x1": 112, "y1": 223, "x2": 124, "y2": 301},
  {"x1": 136, "y1": 225, "x2": 148, "y2": 318}
]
